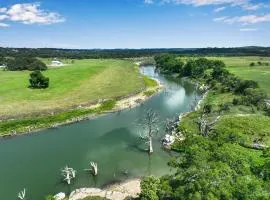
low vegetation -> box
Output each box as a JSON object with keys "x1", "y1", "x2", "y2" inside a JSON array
[{"x1": 139, "y1": 55, "x2": 270, "y2": 199}]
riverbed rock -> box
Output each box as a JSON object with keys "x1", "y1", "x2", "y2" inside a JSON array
[
  {"x1": 54, "y1": 192, "x2": 66, "y2": 200},
  {"x1": 162, "y1": 134, "x2": 175, "y2": 146}
]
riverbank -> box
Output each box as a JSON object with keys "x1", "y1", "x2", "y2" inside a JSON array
[
  {"x1": 0, "y1": 75, "x2": 163, "y2": 138},
  {"x1": 69, "y1": 178, "x2": 141, "y2": 200}
]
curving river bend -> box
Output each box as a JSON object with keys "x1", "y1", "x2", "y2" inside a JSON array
[{"x1": 0, "y1": 66, "x2": 201, "y2": 200}]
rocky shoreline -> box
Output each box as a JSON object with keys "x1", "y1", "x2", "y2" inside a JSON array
[{"x1": 68, "y1": 179, "x2": 141, "y2": 200}]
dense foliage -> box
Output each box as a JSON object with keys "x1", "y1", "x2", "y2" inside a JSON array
[
  {"x1": 29, "y1": 71, "x2": 49, "y2": 89},
  {"x1": 1, "y1": 47, "x2": 270, "y2": 59},
  {"x1": 155, "y1": 55, "x2": 267, "y2": 108},
  {"x1": 139, "y1": 55, "x2": 270, "y2": 200},
  {"x1": 6, "y1": 57, "x2": 47, "y2": 71}
]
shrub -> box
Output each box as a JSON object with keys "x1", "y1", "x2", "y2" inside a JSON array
[
  {"x1": 249, "y1": 62, "x2": 255, "y2": 67},
  {"x1": 140, "y1": 176, "x2": 160, "y2": 200},
  {"x1": 232, "y1": 98, "x2": 240, "y2": 105},
  {"x1": 219, "y1": 103, "x2": 231, "y2": 113},
  {"x1": 235, "y1": 80, "x2": 258, "y2": 94},
  {"x1": 242, "y1": 88, "x2": 267, "y2": 106},
  {"x1": 44, "y1": 195, "x2": 55, "y2": 200},
  {"x1": 29, "y1": 70, "x2": 49, "y2": 89},
  {"x1": 203, "y1": 104, "x2": 212, "y2": 114}
]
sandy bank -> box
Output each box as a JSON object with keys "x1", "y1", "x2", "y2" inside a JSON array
[{"x1": 69, "y1": 179, "x2": 141, "y2": 200}]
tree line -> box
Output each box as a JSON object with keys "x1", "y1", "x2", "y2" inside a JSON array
[
  {"x1": 1, "y1": 46, "x2": 270, "y2": 59},
  {"x1": 1, "y1": 56, "x2": 47, "y2": 71}
]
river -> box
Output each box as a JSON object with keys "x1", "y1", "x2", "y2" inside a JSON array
[{"x1": 0, "y1": 66, "x2": 201, "y2": 200}]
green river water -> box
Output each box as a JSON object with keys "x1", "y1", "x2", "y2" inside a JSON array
[{"x1": 0, "y1": 66, "x2": 200, "y2": 200}]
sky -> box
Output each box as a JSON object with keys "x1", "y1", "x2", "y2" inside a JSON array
[{"x1": 0, "y1": 0, "x2": 270, "y2": 49}]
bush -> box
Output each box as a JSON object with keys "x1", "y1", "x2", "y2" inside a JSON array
[
  {"x1": 242, "y1": 88, "x2": 267, "y2": 106},
  {"x1": 140, "y1": 176, "x2": 160, "y2": 200},
  {"x1": 250, "y1": 62, "x2": 255, "y2": 67},
  {"x1": 235, "y1": 80, "x2": 258, "y2": 94},
  {"x1": 29, "y1": 71, "x2": 49, "y2": 89},
  {"x1": 219, "y1": 103, "x2": 231, "y2": 113},
  {"x1": 44, "y1": 195, "x2": 55, "y2": 200},
  {"x1": 232, "y1": 98, "x2": 240, "y2": 105},
  {"x1": 203, "y1": 104, "x2": 212, "y2": 114}
]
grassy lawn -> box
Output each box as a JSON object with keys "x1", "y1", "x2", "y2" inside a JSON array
[
  {"x1": 206, "y1": 56, "x2": 270, "y2": 96},
  {"x1": 0, "y1": 59, "x2": 145, "y2": 119}
]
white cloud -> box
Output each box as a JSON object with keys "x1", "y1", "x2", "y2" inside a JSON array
[
  {"x1": 214, "y1": 6, "x2": 226, "y2": 12},
  {"x1": 0, "y1": 15, "x2": 8, "y2": 20},
  {"x1": 0, "y1": 8, "x2": 7, "y2": 13},
  {"x1": 158, "y1": 0, "x2": 249, "y2": 6},
  {"x1": 240, "y1": 28, "x2": 258, "y2": 31},
  {"x1": 146, "y1": 0, "x2": 267, "y2": 11},
  {"x1": 0, "y1": 3, "x2": 65, "y2": 26},
  {"x1": 0, "y1": 22, "x2": 9, "y2": 27},
  {"x1": 145, "y1": 0, "x2": 154, "y2": 4},
  {"x1": 213, "y1": 16, "x2": 228, "y2": 21},
  {"x1": 215, "y1": 14, "x2": 270, "y2": 24},
  {"x1": 241, "y1": 3, "x2": 264, "y2": 10}
]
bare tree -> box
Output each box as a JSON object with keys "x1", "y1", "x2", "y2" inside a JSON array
[
  {"x1": 139, "y1": 109, "x2": 159, "y2": 154},
  {"x1": 18, "y1": 189, "x2": 26, "y2": 200},
  {"x1": 61, "y1": 166, "x2": 76, "y2": 185},
  {"x1": 84, "y1": 162, "x2": 98, "y2": 176},
  {"x1": 196, "y1": 114, "x2": 220, "y2": 136}
]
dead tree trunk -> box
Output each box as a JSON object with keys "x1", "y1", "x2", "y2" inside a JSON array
[
  {"x1": 196, "y1": 114, "x2": 220, "y2": 136},
  {"x1": 139, "y1": 109, "x2": 159, "y2": 154},
  {"x1": 61, "y1": 166, "x2": 76, "y2": 185},
  {"x1": 18, "y1": 189, "x2": 26, "y2": 200}
]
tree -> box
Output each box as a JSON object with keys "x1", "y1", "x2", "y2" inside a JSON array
[
  {"x1": 84, "y1": 162, "x2": 98, "y2": 176},
  {"x1": 203, "y1": 104, "x2": 212, "y2": 114},
  {"x1": 250, "y1": 62, "x2": 255, "y2": 67},
  {"x1": 6, "y1": 57, "x2": 47, "y2": 71},
  {"x1": 139, "y1": 109, "x2": 159, "y2": 154},
  {"x1": 29, "y1": 71, "x2": 49, "y2": 89},
  {"x1": 28, "y1": 60, "x2": 47, "y2": 71},
  {"x1": 61, "y1": 166, "x2": 76, "y2": 185},
  {"x1": 196, "y1": 114, "x2": 220, "y2": 136},
  {"x1": 18, "y1": 189, "x2": 26, "y2": 200},
  {"x1": 235, "y1": 80, "x2": 258, "y2": 94},
  {"x1": 211, "y1": 65, "x2": 229, "y2": 81},
  {"x1": 140, "y1": 176, "x2": 160, "y2": 200}
]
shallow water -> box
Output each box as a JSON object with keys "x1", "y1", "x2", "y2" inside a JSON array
[{"x1": 0, "y1": 66, "x2": 200, "y2": 199}]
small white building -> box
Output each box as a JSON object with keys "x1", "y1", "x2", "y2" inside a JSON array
[{"x1": 51, "y1": 60, "x2": 63, "y2": 66}]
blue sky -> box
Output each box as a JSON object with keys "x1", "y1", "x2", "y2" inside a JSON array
[{"x1": 0, "y1": 0, "x2": 270, "y2": 48}]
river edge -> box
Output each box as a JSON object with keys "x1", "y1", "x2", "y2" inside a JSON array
[
  {"x1": 68, "y1": 178, "x2": 141, "y2": 200},
  {"x1": 0, "y1": 77, "x2": 163, "y2": 139}
]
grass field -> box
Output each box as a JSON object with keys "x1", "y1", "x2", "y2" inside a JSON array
[
  {"x1": 0, "y1": 59, "x2": 145, "y2": 119},
  {"x1": 207, "y1": 56, "x2": 270, "y2": 96}
]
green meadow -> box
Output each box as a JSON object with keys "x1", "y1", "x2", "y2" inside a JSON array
[
  {"x1": 207, "y1": 56, "x2": 270, "y2": 96},
  {"x1": 0, "y1": 59, "x2": 145, "y2": 119}
]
